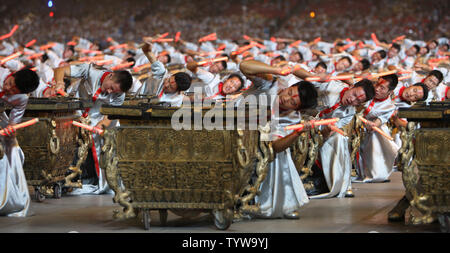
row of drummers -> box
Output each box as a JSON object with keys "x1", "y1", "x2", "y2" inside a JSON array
[{"x1": 0, "y1": 42, "x2": 449, "y2": 219}]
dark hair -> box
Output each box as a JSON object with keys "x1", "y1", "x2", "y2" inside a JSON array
[
  {"x1": 227, "y1": 73, "x2": 245, "y2": 91},
  {"x1": 127, "y1": 50, "x2": 136, "y2": 57},
  {"x1": 277, "y1": 41, "x2": 287, "y2": 48},
  {"x1": 42, "y1": 53, "x2": 49, "y2": 62},
  {"x1": 292, "y1": 51, "x2": 303, "y2": 62},
  {"x1": 112, "y1": 70, "x2": 133, "y2": 92},
  {"x1": 67, "y1": 45, "x2": 75, "y2": 54},
  {"x1": 423, "y1": 46, "x2": 430, "y2": 54},
  {"x1": 380, "y1": 39, "x2": 388, "y2": 44},
  {"x1": 315, "y1": 61, "x2": 327, "y2": 70},
  {"x1": 13, "y1": 68, "x2": 39, "y2": 93},
  {"x1": 442, "y1": 44, "x2": 449, "y2": 51},
  {"x1": 166, "y1": 54, "x2": 171, "y2": 64},
  {"x1": 220, "y1": 60, "x2": 227, "y2": 70},
  {"x1": 274, "y1": 55, "x2": 286, "y2": 61},
  {"x1": 360, "y1": 59, "x2": 370, "y2": 70},
  {"x1": 354, "y1": 79, "x2": 375, "y2": 101},
  {"x1": 391, "y1": 43, "x2": 401, "y2": 52},
  {"x1": 381, "y1": 74, "x2": 398, "y2": 91},
  {"x1": 427, "y1": 70, "x2": 443, "y2": 83},
  {"x1": 412, "y1": 45, "x2": 420, "y2": 54},
  {"x1": 173, "y1": 72, "x2": 192, "y2": 91},
  {"x1": 412, "y1": 83, "x2": 429, "y2": 101},
  {"x1": 336, "y1": 42, "x2": 345, "y2": 47},
  {"x1": 431, "y1": 40, "x2": 439, "y2": 47},
  {"x1": 340, "y1": 56, "x2": 352, "y2": 66},
  {"x1": 125, "y1": 57, "x2": 136, "y2": 68},
  {"x1": 377, "y1": 50, "x2": 387, "y2": 59},
  {"x1": 297, "y1": 51, "x2": 304, "y2": 61},
  {"x1": 220, "y1": 53, "x2": 229, "y2": 70},
  {"x1": 292, "y1": 81, "x2": 318, "y2": 110}
]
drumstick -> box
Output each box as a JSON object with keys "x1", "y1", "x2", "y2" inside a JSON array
[
  {"x1": 72, "y1": 121, "x2": 104, "y2": 135},
  {"x1": 0, "y1": 25, "x2": 19, "y2": 41},
  {"x1": 25, "y1": 39, "x2": 37, "y2": 48},
  {"x1": 133, "y1": 63, "x2": 151, "y2": 72},
  {"x1": 110, "y1": 61, "x2": 134, "y2": 71},
  {"x1": 289, "y1": 40, "x2": 302, "y2": 48},
  {"x1": 285, "y1": 118, "x2": 339, "y2": 131},
  {"x1": 329, "y1": 124, "x2": 347, "y2": 136},
  {"x1": 358, "y1": 116, "x2": 393, "y2": 141},
  {"x1": 197, "y1": 56, "x2": 228, "y2": 66},
  {"x1": 0, "y1": 52, "x2": 22, "y2": 64},
  {"x1": 0, "y1": 118, "x2": 39, "y2": 136}
]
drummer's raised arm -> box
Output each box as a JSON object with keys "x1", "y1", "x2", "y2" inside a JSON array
[
  {"x1": 53, "y1": 65, "x2": 71, "y2": 91},
  {"x1": 142, "y1": 43, "x2": 157, "y2": 64}
]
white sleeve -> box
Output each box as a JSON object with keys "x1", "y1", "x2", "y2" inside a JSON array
[
  {"x1": 3, "y1": 59, "x2": 24, "y2": 72},
  {"x1": 150, "y1": 61, "x2": 167, "y2": 79},
  {"x1": 297, "y1": 45, "x2": 313, "y2": 61},
  {"x1": 129, "y1": 77, "x2": 143, "y2": 93},
  {"x1": 403, "y1": 39, "x2": 415, "y2": 50},
  {"x1": 103, "y1": 55, "x2": 122, "y2": 65},
  {"x1": 30, "y1": 79, "x2": 49, "y2": 98},
  {"x1": 110, "y1": 93, "x2": 125, "y2": 106},
  {"x1": 70, "y1": 63, "x2": 91, "y2": 79},
  {"x1": 184, "y1": 42, "x2": 198, "y2": 51},
  {"x1": 52, "y1": 42, "x2": 65, "y2": 58},
  {"x1": 7, "y1": 95, "x2": 28, "y2": 125},
  {"x1": 263, "y1": 40, "x2": 277, "y2": 51},
  {"x1": 195, "y1": 68, "x2": 216, "y2": 85}
]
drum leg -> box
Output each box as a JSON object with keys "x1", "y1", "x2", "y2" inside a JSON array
[
  {"x1": 34, "y1": 187, "x2": 46, "y2": 202},
  {"x1": 438, "y1": 214, "x2": 450, "y2": 233},
  {"x1": 159, "y1": 209, "x2": 168, "y2": 226},
  {"x1": 213, "y1": 208, "x2": 233, "y2": 230},
  {"x1": 143, "y1": 210, "x2": 151, "y2": 230},
  {"x1": 53, "y1": 184, "x2": 62, "y2": 199}
]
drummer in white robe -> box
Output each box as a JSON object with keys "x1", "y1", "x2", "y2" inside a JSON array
[
  {"x1": 239, "y1": 60, "x2": 318, "y2": 219},
  {"x1": 0, "y1": 67, "x2": 39, "y2": 217},
  {"x1": 383, "y1": 43, "x2": 401, "y2": 68},
  {"x1": 356, "y1": 74, "x2": 399, "y2": 183},
  {"x1": 391, "y1": 83, "x2": 429, "y2": 147},
  {"x1": 310, "y1": 79, "x2": 375, "y2": 198},
  {"x1": 398, "y1": 45, "x2": 419, "y2": 70},
  {"x1": 51, "y1": 63, "x2": 133, "y2": 195},
  {"x1": 186, "y1": 60, "x2": 244, "y2": 101},
  {"x1": 141, "y1": 43, "x2": 192, "y2": 107}
]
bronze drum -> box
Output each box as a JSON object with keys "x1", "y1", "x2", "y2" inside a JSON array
[
  {"x1": 15, "y1": 98, "x2": 92, "y2": 202},
  {"x1": 100, "y1": 101, "x2": 273, "y2": 230},
  {"x1": 397, "y1": 101, "x2": 450, "y2": 232}
]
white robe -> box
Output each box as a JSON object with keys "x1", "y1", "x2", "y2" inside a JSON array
[
  {"x1": 311, "y1": 81, "x2": 354, "y2": 199},
  {"x1": 195, "y1": 68, "x2": 227, "y2": 101},
  {"x1": 151, "y1": 61, "x2": 186, "y2": 107},
  {"x1": 356, "y1": 97, "x2": 399, "y2": 182},
  {"x1": 68, "y1": 63, "x2": 125, "y2": 195},
  {"x1": 391, "y1": 86, "x2": 413, "y2": 149},
  {"x1": 0, "y1": 71, "x2": 30, "y2": 217},
  {"x1": 250, "y1": 77, "x2": 309, "y2": 218}
]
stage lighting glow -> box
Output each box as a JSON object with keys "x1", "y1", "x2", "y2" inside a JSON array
[
  {"x1": 48, "y1": 1, "x2": 53, "y2": 8},
  {"x1": 310, "y1": 11, "x2": 315, "y2": 18},
  {"x1": 49, "y1": 11, "x2": 54, "y2": 17}
]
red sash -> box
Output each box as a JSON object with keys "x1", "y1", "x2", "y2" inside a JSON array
[
  {"x1": 393, "y1": 86, "x2": 406, "y2": 102},
  {"x1": 82, "y1": 71, "x2": 110, "y2": 118},
  {"x1": 363, "y1": 96, "x2": 389, "y2": 116},
  {"x1": 318, "y1": 87, "x2": 349, "y2": 117},
  {"x1": 204, "y1": 82, "x2": 226, "y2": 100},
  {"x1": 443, "y1": 86, "x2": 449, "y2": 101},
  {"x1": 0, "y1": 72, "x2": 14, "y2": 99}
]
